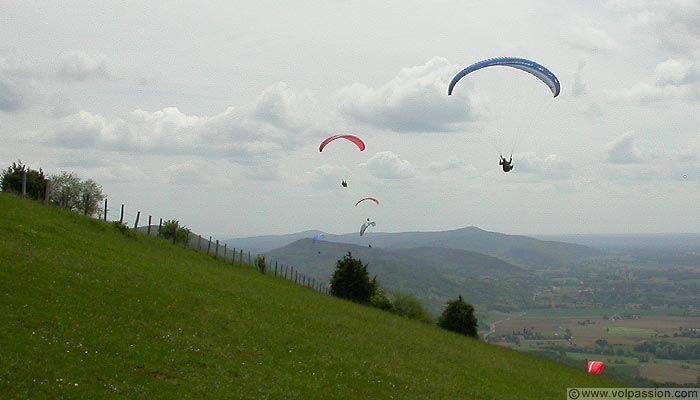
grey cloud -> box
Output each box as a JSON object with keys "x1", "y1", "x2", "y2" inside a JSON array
[
  {"x1": 0, "y1": 78, "x2": 25, "y2": 111},
  {"x1": 605, "y1": 133, "x2": 645, "y2": 164}
]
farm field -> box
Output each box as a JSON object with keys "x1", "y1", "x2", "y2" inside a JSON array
[{"x1": 488, "y1": 311, "x2": 700, "y2": 385}]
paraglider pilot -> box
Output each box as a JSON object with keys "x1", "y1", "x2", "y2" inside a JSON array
[
  {"x1": 499, "y1": 155, "x2": 513, "y2": 173},
  {"x1": 342, "y1": 179, "x2": 347, "y2": 188}
]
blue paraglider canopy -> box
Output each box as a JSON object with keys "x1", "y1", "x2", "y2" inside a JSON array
[{"x1": 448, "y1": 57, "x2": 560, "y2": 97}]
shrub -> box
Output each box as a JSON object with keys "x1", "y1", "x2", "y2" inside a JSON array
[{"x1": 438, "y1": 295, "x2": 478, "y2": 338}]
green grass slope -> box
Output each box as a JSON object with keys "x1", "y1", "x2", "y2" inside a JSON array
[{"x1": 0, "y1": 194, "x2": 622, "y2": 399}]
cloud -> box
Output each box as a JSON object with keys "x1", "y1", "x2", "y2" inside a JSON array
[
  {"x1": 0, "y1": 54, "x2": 37, "y2": 111},
  {"x1": 515, "y1": 152, "x2": 575, "y2": 180},
  {"x1": 56, "y1": 50, "x2": 113, "y2": 81},
  {"x1": 611, "y1": 0, "x2": 700, "y2": 56},
  {"x1": 0, "y1": 78, "x2": 25, "y2": 111},
  {"x1": 161, "y1": 160, "x2": 217, "y2": 186},
  {"x1": 38, "y1": 82, "x2": 325, "y2": 163},
  {"x1": 424, "y1": 156, "x2": 478, "y2": 176},
  {"x1": 605, "y1": 133, "x2": 645, "y2": 164},
  {"x1": 335, "y1": 57, "x2": 481, "y2": 133},
  {"x1": 363, "y1": 151, "x2": 415, "y2": 179},
  {"x1": 654, "y1": 58, "x2": 700, "y2": 87},
  {"x1": 621, "y1": 58, "x2": 700, "y2": 102},
  {"x1": 571, "y1": 59, "x2": 590, "y2": 97},
  {"x1": 305, "y1": 164, "x2": 350, "y2": 189},
  {"x1": 562, "y1": 21, "x2": 617, "y2": 53}
]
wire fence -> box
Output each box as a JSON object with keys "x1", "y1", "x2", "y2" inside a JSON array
[{"x1": 101, "y1": 198, "x2": 331, "y2": 296}]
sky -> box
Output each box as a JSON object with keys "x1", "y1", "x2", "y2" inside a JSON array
[{"x1": 1, "y1": 0, "x2": 699, "y2": 238}]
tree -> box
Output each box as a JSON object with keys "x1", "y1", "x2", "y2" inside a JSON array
[
  {"x1": 77, "y1": 179, "x2": 105, "y2": 216},
  {"x1": 330, "y1": 252, "x2": 376, "y2": 304},
  {"x1": 49, "y1": 172, "x2": 105, "y2": 216},
  {"x1": 392, "y1": 292, "x2": 434, "y2": 323},
  {"x1": 1, "y1": 160, "x2": 47, "y2": 199},
  {"x1": 438, "y1": 295, "x2": 478, "y2": 338},
  {"x1": 161, "y1": 220, "x2": 191, "y2": 245},
  {"x1": 49, "y1": 171, "x2": 82, "y2": 210}
]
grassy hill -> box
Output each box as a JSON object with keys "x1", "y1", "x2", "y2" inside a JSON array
[{"x1": 0, "y1": 193, "x2": 622, "y2": 398}]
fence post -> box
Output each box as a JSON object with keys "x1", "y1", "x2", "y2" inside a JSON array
[
  {"x1": 147, "y1": 216, "x2": 152, "y2": 236},
  {"x1": 247, "y1": 251, "x2": 251, "y2": 265},
  {"x1": 274, "y1": 261, "x2": 278, "y2": 277},
  {"x1": 223, "y1": 243, "x2": 227, "y2": 261},
  {"x1": 133, "y1": 211, "x2": 140, "y2": 229},
  {"x1": 214, "y1": 240, "x2": 219, "y2": 259},
  {"x1": 207, "y1": 236, "x2": 212, "y2": 254},
  {"x1": 239, "y1": 249, "x2": 243, "y2": 265},
  {"x1": 104, "y1": 198, "x2": 108, "y2": 221},
  {"x1": 21, "y1": 171, "x2": 27, "y2": 197},
  {"x1": 232, "y1": 248, "x2": 236, "y2": 265},
  {"x1": 119, "y1": 204, "x2": 124, "y2": 224},
  {"x1": 44, "y1": 180, "x2": 51, "y2": 205},
  {"x1": 158, "y1": 218, "x2": 162, "y2": 235}
]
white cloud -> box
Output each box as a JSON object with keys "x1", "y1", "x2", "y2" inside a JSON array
[
  {"x1": 611, "y1": 0, "x2": 700, "y2": 56},
  {"x1": 515, "y1": 152, "x2": 575, "y2": 180},
  {"x1": 363, "y1": 151, "x2": 415, "y2": 179},
  {"x1": 621, "y1": 58, "x2": 700, "y2": 102},
  {"x1": 424, "y1": 157, "x2": 478, "y2": 176},
  {"x1": 38, "y1": 82, "x2": 327, "y2": 163},
  {"x1": 654, "y1": 58, "x2": 700, "y2": 87},
  {"x1": 56, "y1": 50, "x2": 113, "y2": 81},
  {"x1": 335, "y1": 57, "x2": 481, "y2": 133},
  {"x1": 562, "y1": 21, "x2": 617, "y2": 53},
  {"x1": 605, "y1": 133, "x2": 646, "y2": 164},
  {"x1": 571, "y1": 59, "x2": 590, "y2": 97}
]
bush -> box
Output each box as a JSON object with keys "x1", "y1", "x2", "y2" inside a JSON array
[
  {"x1": 392, "y1": 292, "x2": 434, "y2": 323},
  {"x1": 254, "y1": 255, "x2": 267, "y2": 274},
  {"x1": 438, "y1": 295, "x2": 478, "y2": 338},
  {"x1": 1, "y1": 161, "x2": 47, "y2": 199}
]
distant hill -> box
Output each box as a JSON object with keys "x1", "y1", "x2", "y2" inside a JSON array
[
  {"x1": 534, "y1": 233, "x2": 700, "y2": 250},
  {"x1": 265, "y1": 238, "x2": 537, "y2": 315},
  {"x1": 228, "y1": 226, "x2": 600, "y2": 269}
]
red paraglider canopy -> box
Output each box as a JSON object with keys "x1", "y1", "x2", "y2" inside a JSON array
[
  {"x1": 355, "y1": 197, "x2": 379, "y2": 207},
  {"x1": 587, "y1": 361, "x2": 605, "y2": 375},
  {"x1": 319, "y1": 134, "x2": 365, "y2": 152}
]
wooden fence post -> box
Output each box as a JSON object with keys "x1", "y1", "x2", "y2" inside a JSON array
[
  {"x1": 274, "y1": 261, "x2": 278, "y2": 277},
  {"x1": 207, "y1": 236, "x2": 212, "y2": 254},
  {"x1": 247, "y1": 251, "x2": 251, "y2": 265},
  {"x1": 158, "y1": 218, "x2": 162, "y2": 236},
  {"x1": 21, "y1": 171, "x2": 27, "y2": 197},
  {"x1": 214, "y1": 240, "x2": 219, "y2": 259},
  {"x1": 239, "y1": 249, "x2": 243, "y2": 265},
  {"x1": 147, "y1": 216, "x2": 152, "y2": 236},
  {"x1": 119, "y1": 204, "x2": 124, "y2": 224},
  {"x1": 44, "y1": 180, "x2": 50, "y2": 205},
  {"x1": 104, "y1": 198, "x2": 108, "y2": 221},
  {"x1": 223, "y1": 243, "x2": 227, "y2": 261},
  {"x1": 232, "y1": 248, "x2": 236, "y2": 265},
  {"x1": 133, "y1": 211, "x2": 140, "y2": 229}
]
